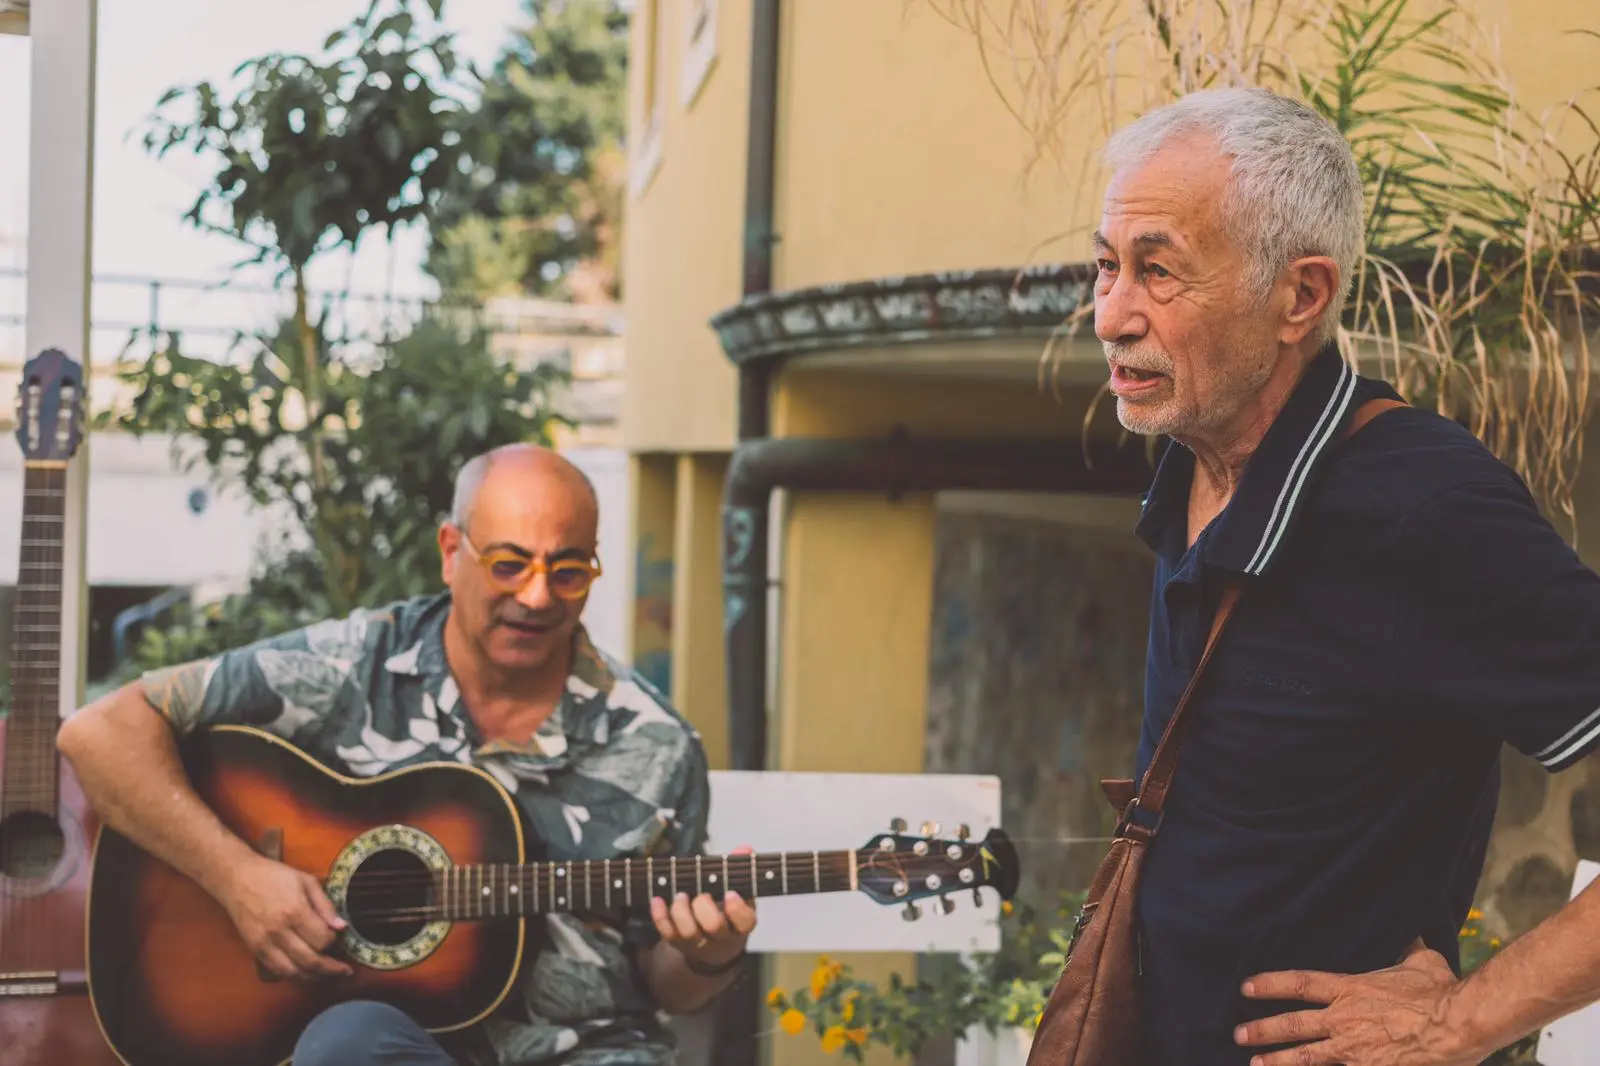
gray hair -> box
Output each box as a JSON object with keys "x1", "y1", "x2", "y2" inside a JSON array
[
  {"x1": 450, "y1": 452, "x2": 493, "y2": 528},
  {"x1": 1103, "y1": 87, "x2": 1365, "y2": 346}
]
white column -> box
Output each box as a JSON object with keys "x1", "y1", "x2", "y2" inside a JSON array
[{"x1": 25, "y1": 0, "x2": 98, "y2": 715}]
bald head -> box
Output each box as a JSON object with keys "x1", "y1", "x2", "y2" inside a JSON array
[
  {"x1": 441, "y1": 442, "x2": 601, "y2": 678},
  {"x1": 450, "y1": 443, "x2": 598, "y2": 531}
]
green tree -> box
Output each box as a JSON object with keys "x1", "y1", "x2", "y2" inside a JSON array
[
  {"x1": 128, "y1": 0, "x2": 499, "y2": 623},
  {"x1": 426, "y1": 0, "x2": 629, "y2": 303},
  {"x1": 111, "y1": 315, "x2": 569, "y2": 670}
]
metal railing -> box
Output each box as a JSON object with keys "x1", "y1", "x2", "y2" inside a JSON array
[{"x1": 0, "y1": 266, "x2": 481, "y2": 368}]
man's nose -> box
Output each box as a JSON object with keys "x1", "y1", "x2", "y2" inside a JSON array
[
  {"x1": 515, "y1": 571, "x2": 556, "y2": 611},
  {"x1": 1095, "y1": 272, "x2": 1148, "y2": 344}
]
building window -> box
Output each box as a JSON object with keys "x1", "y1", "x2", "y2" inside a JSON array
[
  {"x1": 680, "y1": 0, "x2": 717, "y2": 108},
  {"x1": 630, "y1": 0, "x2": 666, "y2": 197}
]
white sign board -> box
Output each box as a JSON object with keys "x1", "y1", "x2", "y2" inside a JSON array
[
  {"x1": 703, "y1": 770, "x2": 1006, "y2": 954},
  {"x1": 1537, "y1": 859, "x2": 1600, "y2": 1065}
]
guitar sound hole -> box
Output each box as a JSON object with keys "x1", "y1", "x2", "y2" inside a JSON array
[
  {"x1": 345, "y1": 848, "x2": 435, "y2": 945},
  {"x1": 0, "y1": 809, "x2": 66, "y2": 881}
]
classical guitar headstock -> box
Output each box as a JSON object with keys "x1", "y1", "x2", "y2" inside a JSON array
[
  {"x1": 855, "y1": 819, "x2": 1020, "y2": 921},
  {"x1": 15, "y1": 348, "x2": 86, "y2": 464}
]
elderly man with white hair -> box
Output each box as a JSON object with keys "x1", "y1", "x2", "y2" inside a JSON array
[{"x1": 1063, "y1": 85, "x2": 1600, "y2": 1066}]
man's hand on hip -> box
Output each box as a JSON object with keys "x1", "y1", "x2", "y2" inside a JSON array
[{"x1": 1233, "y1": 940, "x2": 1484, "y2": 1066}]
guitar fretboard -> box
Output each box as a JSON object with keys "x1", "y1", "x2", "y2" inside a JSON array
[
  {"x1": 432, "y1": 849, "x2": 858, "y2": 921},
  {"x1": 2, "y1": 464, "x2": 67, "y2": 818}
]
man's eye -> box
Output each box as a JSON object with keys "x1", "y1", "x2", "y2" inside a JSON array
[
  {"x1": 1147, "y1": 264, "x2": 1172, "y2": 279},
  {"x1": 1097, "y1": 259, "x2": 1118, "y2": 273}
]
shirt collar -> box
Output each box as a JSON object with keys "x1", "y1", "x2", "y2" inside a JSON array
[
  {"x1": 383, "y1": 593, "x2": 618, "y2": 760},
  {"x1": 1135, "y1": 343, "x2": 1362, "y2": 576}
]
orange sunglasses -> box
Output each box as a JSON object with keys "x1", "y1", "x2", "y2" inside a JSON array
[{"x1": 458, "y1": 532, "x2": 602, "y2": 600}]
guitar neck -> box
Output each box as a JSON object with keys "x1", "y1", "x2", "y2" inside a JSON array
[
  {"x1": 2, "y1": 462, "x2": 69, "y2": 817},
  {"x1": 431, "y1": 850, "x2": 859, "y2": 922}
]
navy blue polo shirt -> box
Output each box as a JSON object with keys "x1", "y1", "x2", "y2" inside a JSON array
[{"x1": 1132, "y1": 344, "x2": 1600, "y2": 1066}]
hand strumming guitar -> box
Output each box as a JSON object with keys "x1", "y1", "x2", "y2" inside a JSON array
[{"x1": 217, "y1": 854, "x2": 354, "y2": 981}]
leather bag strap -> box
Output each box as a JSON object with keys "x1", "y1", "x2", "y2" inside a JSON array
[{"x1": 1121, "y1": 394, "x2": 1406, "y2": 841}]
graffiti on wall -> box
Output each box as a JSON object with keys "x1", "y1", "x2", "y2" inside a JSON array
[{"x1": 633, "y1": 531, "x2": 673, "y2": 695}]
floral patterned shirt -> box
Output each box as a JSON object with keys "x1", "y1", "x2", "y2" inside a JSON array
[{"x1": 140, "y1": 591, "x2": 710, "y2": 1066}]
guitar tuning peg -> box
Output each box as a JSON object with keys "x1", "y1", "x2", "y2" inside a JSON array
[
  {"x1": 921, "y1": 820, "x2": 940, "y2": 836},
  {"x1": 889, "y1": 817, "x2": 907, "y2": 832},
  {"x1": 957, "y1": 823, "x2": 971, "y2": 840},
  {"x1": 938, "y1": 895, "x2": 956, "y2": 915},
  {"x1": 902, "y1": 902, "x2": 922, "y2": 921},
  {"x1": 971, "y1": 888, "x2": 983, "y2": 908}
]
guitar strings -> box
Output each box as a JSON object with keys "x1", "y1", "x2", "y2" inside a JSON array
[{"x1": 1, "y1": 463, "x2": 70, "y2": 975}]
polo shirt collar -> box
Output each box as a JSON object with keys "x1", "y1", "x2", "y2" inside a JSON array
[{"x1": 1135, "y1": 343, "x2": 1360, "y2": 576}]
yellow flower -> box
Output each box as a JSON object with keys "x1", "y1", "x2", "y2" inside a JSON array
[
  {"x1": 1467, "y1": 908, "x2": 1484, "y2": 921},
  {"x1": 841, "y1": 989, "x2": 859, "y2": 1023},
  {"x1": 847, "y1": 1027, "x2": 869, "y2": 1046},
  {"x1": 779, "y1": 1009, "x2": 807, "y2": 1036},
  {"x1": 1490, "y1": 937, "x2": 1503, "y2": 949},
  {"x1": 1461, "y1": 926, "x2": 1479, "y2": 938},
  {"x1": 1001, "y1": 900, "x2": 1015, "y2": 917},
  {"x1": 810, "y1": 956, "x2": 844, "y2": 999},
  {"x1": 821, "y1": 1025, "x2": 850, "y2": 1054},
  {"x1": 766, "y1": 987, "x2": 787, "y2": 1010}
]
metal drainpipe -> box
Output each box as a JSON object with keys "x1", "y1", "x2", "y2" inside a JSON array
[
  {"x1": 711, "y1": 4, "x2": 780, "y2": 1066},
  {"x1": 723, "y1": 0, "x2": 780, "y2": 778}
]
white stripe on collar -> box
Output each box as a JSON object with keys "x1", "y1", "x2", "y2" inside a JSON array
[{"x1": 1244, "y1": 358, "x2": 1358, "y2": 575}]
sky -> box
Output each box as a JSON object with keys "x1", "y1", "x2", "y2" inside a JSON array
[{"x1": 0, "y1": 0, "x2": 525, "y2": 362}]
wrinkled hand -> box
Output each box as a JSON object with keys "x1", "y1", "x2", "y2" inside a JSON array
[
  {"x1": 650, "y1": 845, "x2": 759, "y2": 970},
  {"x1": 218, "y1": 854, "x2": 352, "y2": 981},
  {"x1": 1234, "y1": 940, "x2": 1478, "y2": 1066}
]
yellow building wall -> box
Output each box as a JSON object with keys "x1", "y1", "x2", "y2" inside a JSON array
[
  {"x1": 620, "y1": 0, "x2": 750, "y2": 453},
  {"x1": 670, "y1": 453, "x2": 731, "y2": 766}
]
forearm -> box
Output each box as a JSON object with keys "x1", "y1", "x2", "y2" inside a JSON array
[
  {"x1": 1444, "y1": 879, "x2": 1600, "y2": 1057},
  {"x1": 639, "y1": 940, "x2": 747, "y2": 1015},
  {"x1": 57, "y1": 683, "x2": 256, "y2": 899}
]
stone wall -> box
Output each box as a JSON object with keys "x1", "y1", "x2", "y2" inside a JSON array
[{"x1": 1478, "y1": 749, "x2": 1600, "y2": 939}]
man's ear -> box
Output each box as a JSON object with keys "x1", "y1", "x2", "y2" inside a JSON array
[
  {"x1": 1279, "y1": 256, "x2": 1339, "y2": 347},
  {"x1": 438, "y1": 524, "x2": 459, "y2": 584}
]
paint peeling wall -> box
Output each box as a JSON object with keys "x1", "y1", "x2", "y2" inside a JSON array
[{"x1": 924, "y1": 510, "x2": 1153, "y2": 909}]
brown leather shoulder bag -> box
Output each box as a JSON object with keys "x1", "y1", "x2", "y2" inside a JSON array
[{"x1": 1024, "y1": 396, "x2": 1405, "y2": 1066}]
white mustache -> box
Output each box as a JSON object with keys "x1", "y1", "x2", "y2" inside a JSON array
[{"x1": 1103, "y1": 342, "x2": 1174, "y2": 376}]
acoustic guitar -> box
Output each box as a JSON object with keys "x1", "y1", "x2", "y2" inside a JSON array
[
  {"x1": 85, "y1": 723, "x2": 1021, "y2": 1066},
  {"x1": 0, "y1": 349, "x2": 124, "y2": 1064}
]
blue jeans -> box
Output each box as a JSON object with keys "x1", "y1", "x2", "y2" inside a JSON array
[{"x1": 294, "y1": 1001, "x2": 456, "y2": 1065}]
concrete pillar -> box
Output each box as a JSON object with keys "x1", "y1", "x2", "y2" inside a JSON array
[
  {"x1": 671, "y1": 452, "x2": 731, "y2": 767},
  {"x1": 25, "y1": 0, "x2": 98, "y2": 713},
  {"x1": 768, "y1": 489, "x2": 938, "y2": 1066}
]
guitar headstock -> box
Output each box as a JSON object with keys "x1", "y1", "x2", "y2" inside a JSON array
[
  {"x1": 855, "y1": 820, "x2": 1020, "y2": 921},
  {"x1": 15, "y1": 348, "x2": 86, "y2": 465}
]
